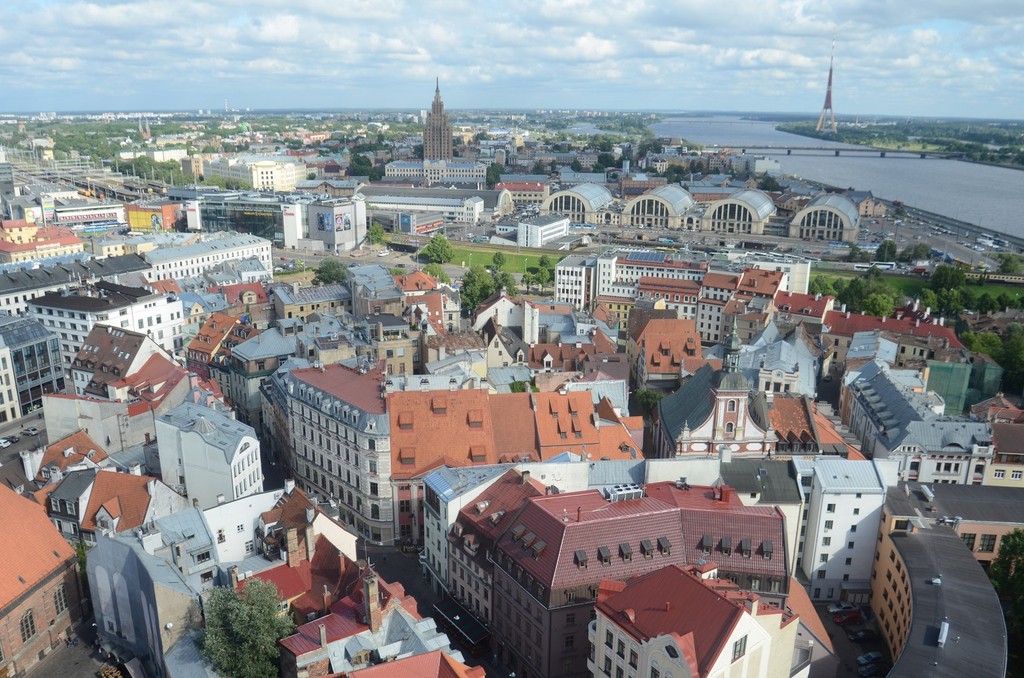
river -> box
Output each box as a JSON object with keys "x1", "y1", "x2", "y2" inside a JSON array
[{"x1": 651, "y1": 117, "x2": 1024, "y2": 237}]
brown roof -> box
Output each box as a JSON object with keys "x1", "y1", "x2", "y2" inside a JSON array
[
  {"x1": 992, "y1": 423, "x2": 1024, "y2": 455},
  {"x1": 596, "y1": 565, "x2": 745, "y2": 676},
  {"x1": 188, "y1": 312, "x2": 240, "y2": 359},
  {"x1": 0, "y1": 485, "x2": 77, "y2": 609},
  {"x1": 148, "y1": 278, "x2": 182, "y2": 295},
  {"x1": 489, "y1": 393, "x2": 541, "y2": 462},
  {"x1": 80, "y1": 470, "x2": 156, "y2": 533},
  {"x1": 350, "y1": 651, "x2": 486, "y2": 678},
  {"x1": 37, "y1": 431, "x2": 108, "y2": 481},
  {"x1": 74, "y1": 325, "x2": 158, "y2": 395},
  {"x1": 824, "y1": 310, "x2": 963, "y2": 349},
  {"x1": 394, "y1": 270, "x2": 438, "y2": 293},
  {"x1": 785, "y1": 576, "x2": 834, "y2": 652},
  {"x1": 210, "y1": 282, "x2": 269, "y2": 305},
  {"x1": 774, "y1": 290, "x2": 835, "y2": 319},
  {"x1": 768, "y1": 396, "x2": 815, "y2": 445},
  {"x1": 636, "y1": 318, "x2": 703, "y2": 376},
  {"x1": 739, "y1": 267, "x2": 786, "y2": 297},
  {"x1": 701, "y1": 272, "x2": 741, "y2": 290},
  {"x1": 290, "y1": 362, "x2": 388, "y2": 414},
  {"x1": 453, "y1": 469, "x2": 546, "y2": 565}
]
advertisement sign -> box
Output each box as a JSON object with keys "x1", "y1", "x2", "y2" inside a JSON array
[
  {"x1": 334, "y1": 213, "x2": 351, "y2": 232},
  {"x1": 317, "y1": 212, "x2": 330, "y2": 231}
]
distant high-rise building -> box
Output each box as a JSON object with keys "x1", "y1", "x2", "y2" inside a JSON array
[{"x1": 423, "y1": 79, "x2": 453, "y2": 161}]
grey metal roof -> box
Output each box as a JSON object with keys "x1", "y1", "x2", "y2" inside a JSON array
[
  {"x1": 231, "y1": 327, "x2": 297, "y2": 361},
  {"x1": 0, "y1": 254, "x2": 151, "y2": 295},
  {"x1": 849, "y1": 367, "x2": 942, "y2": 441},
  {"x1": 658, "y1": 364, "x2": 715, "y2": 446},
  {"x1": 648, "y1": 184, "x2": 696, "y2": 213},
  {"x1": 893, "y1": 420, "x2": 991, "y2": 453},
  {"x1": 49, "y1": 467, "x2": 99, "y2": 501},
  {"x1": 846, "y1": 331, "x2": 898, "y2": 363},
  {"x1": 804, "y1": 458, "x2": 885, "y2": 494},
  {"x1": 553, "y1": 183, "x2": 614, "y2": 211},
  {"x1": 719, "y1": 460, "x2": 802, "y2": 503},
  {"x1": 159, "y1": 402, "x2": 255, "y2": 465},
  {"x1": 357, "y1": 186, "x2": 509, "y2": 211},
  {"x1": 888, "y1": 481, "x2": 1024, "y2": 525},
  {"x1": 422, "y1": 464, "x2": 512, "y2": 503},
  {"x1": 154, "y1": 507, "x2": 214, "y2": 552},
  {"x1": 162, "y1": 630, "x2": 220, "y2": 678},
  {"x1": 723, "y1": 189, "x2": 776, "y2": 220},
  {"x1": 803, "y1": 193, "x2": 860, "y2": 226},
  {"x1": 887, "y1": 527, "x2": 1006, "y2": 678},
  {"x1": 146, "y1": 233, "x2": 269, "y2": 264},
  {"x1": 272, "y1": 283, "x2": 351, "y2": 306},
  {"x1": 585, "y1": 459, "x2": 645, "y2": 488}
]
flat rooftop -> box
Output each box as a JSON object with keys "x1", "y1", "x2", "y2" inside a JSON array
[
  {"x1": 887, "y1": 481, "x2": 1024, "y2": 525},
  {"x1": 887, "y1": 526, "x2": 1006, "y2": 678}
]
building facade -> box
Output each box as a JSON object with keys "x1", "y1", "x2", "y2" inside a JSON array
[{"x1": 423, "y1": 81, "x2": 454, "y2": 161}]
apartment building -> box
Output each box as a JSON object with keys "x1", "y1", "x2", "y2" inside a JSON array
[{"x1": 143, "y1": 232, "x2": 272, "y2": 283}]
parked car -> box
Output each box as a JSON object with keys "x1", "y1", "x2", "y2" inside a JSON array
[
  {"x1": 833, "y1": 610, "x2": 862, "y2": 625},
  {"x1": 0, "y1": 438, "x2": 10, "y2": 449},
  {"x1": 7, "y1": 434, "x2": 18, "y2": 443},
  {"x1": 23, "y1": 427, "x2": 39, "y2": 436},
  {"x1": 848, "y1": 628, "x2": 879, "y2": 643},
  {"x1": 827, "y1": 601, "x2": 856, "y2": 614},
  {"x1": 858, "y1": 664, "x2": 886, "y2": 677},
  {"x1": 857, "y1": 651, "x2": 884, "y2": 666}
]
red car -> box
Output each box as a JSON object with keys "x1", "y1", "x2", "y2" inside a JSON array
[{"x1": 833, "y1": 610, "x2": 862, "y2": 625}]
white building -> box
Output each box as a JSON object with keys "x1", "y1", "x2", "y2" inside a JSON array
[
  {"x1": 793, "y1": 457, "x2": 897, "y2": 602},
  {"x1": 143, "y1": 232, "x2": 272, "y2": 282},
  {"x1": 363, "y1": 194, "x2": 484, "y2": 225},
  {"x1": 29, "y1": 281, "x2": 186, "y2": 364},
  {"x1": 516, "y1": 214, "x2": 570, "y2": 248},
  {"x1": 553, "y1": 253, "x2": 597, "y2": 311},
  {"x1": 202, "y1": 156, "x2": 306, "y2": 192},
  {"x1": 156, "y1": 402, "x2": 264, "y2": 510},
  {"x1": 384, "y1": 160, "x2": 487, "y2": 186}
]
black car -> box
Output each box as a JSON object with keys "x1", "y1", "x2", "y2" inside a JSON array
[
  {"x1": 7, "y1": 434, "x2": 19, "y2": 443},
  {"x1": 848, "y1": 628, "x2": 879, "y2": 643}
]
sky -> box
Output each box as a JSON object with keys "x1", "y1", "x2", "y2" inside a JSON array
[{"x1": 1, "y1": 0, "x2": 1022, "y2": 119}]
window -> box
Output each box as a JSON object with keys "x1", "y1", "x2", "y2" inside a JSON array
[
  {"x1": 20, "y1": 610, "x2": 36, "y2": 642},
  {"x1": 725, "y1": 422, "x2": 734, "y2": 434},
  {"x1": 651, "y1": 669, "x2": 660, "y2": 678},
  {"x1": 732, "y1": 635, "x2": 747, "y2": 661},
  {"x1": 994, "y1": 470, "x2": 1005, "y2": 479},
  {"x1": 53, "y1": 584, "x2": 68, "y2": 614},
  {"x1": 617, "y1": 640, "x2": 625, "y2": 658},
  {"x1": 962, "y1": 533, "x2": 977, "y2": 550},
  {"x1": 853, "y1": 508, "x2": 860, "y2": 515},
  {"x1": 1014, "y1": 471, "x2": 1023, "y2": 481},
  {"x1": 245, "y1": 540, "x2": 254, "y2": 554},
  {"x1": 824, "y1": 520, "x2": 833, "y2": 530},
  {"x1": 817, "y1": 570, "x2": 826, "y2": 579},
  {"x1": 605, "y1": 631, "x2": 613, "y2": 648},
  {"x1": 196, "y1": 551, "x2": 211, "y2": 563},
  {"x1": 979, "y1": 534, "x2": 997, "y2": 552},
  {"x1": 566, "y1": 613, "x2": 576, "y2": 625},
  {"x1": 630, "y1": 650, "x2": 639, "y2": 668},
  {"x1": 603, "y1": 657, "x2": 612, "y2": 675},
  {"x1": 845, "y1": 557, "x2": 853, "y2": 565},
  {"x1": 821, "y1": 537, "x2": 831, "y2": 547},
  {"x1": 848, "y1": 541, "x2": 855, "y2": 549},
  {"x1": 819, "y1": 554, "x2": 828, "y2": 563},
  {"x1": 851, "y1": 525, "x2": 857, "y2": 533},
  {"x1": 826, "y1": 503, "x2": 836, "y2": 513},
  {"x1": 564, "y1": 634, "x2": 575, "y2": 649}
]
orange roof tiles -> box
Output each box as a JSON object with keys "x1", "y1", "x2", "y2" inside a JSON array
[
  {"x1": 636, "y1": 318, "x2": 703, "y2": 376},
  {"x1": 148, "y1": 278, "x2": 182, "y2": 295},
  {"x1": 188, "y1": 312, "x2": 240, "y2": 359},
  {"x1": 0, "y1": 485, "x2": 77, "y2": 609},
  {"x1": 349, "y1": 650, "x2": 486, "y2": 678},
  {"x1": 394, "y1": 270, "x2": 438, "y2": 293},
  {"x1": 774, "y1": 290, "x2": 835, "y2": 319},
  {"x1": 210, "y1": 282, "x2": 269, "y2": 305},
  {"x1": 785, "y1": 577, "x2": 834, "y2": 652},
  {"x1": 37, "y1": 431, "x2": 108, "y2": 481},
  {"x1": 290, "y1": 362, "x2": 388, "y2": 414},
  {"x1": 701, "y1": 272, "x2": 741, "y2": 290},
  {"x1": 768, "y1": 397, "x2": 815, "y2": 445},
  {"x1": 824, "y1": 310, "x2": 963, "y2": 349},
  {"x1": 739, "y1": 267, "x2": 786, "y2": 297},
  {"x1": 80, "y1": 470, "x2": 156, "y2": 533}
]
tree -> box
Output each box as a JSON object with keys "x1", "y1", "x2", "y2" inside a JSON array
[
  {"x1": 422, "y1": 263, "x2": 451, "y2": 285},
  {"x1": 313, "y1": 257, "x2": 348, "y2": 285},
  {"x1": 862, "y1": 292, "x2": 896, "y2": 317},
  {"x1": 367, "y1": 222, "x2": 386, "y2": 245},
  {"x1": 931, "y1": 264, "x2": 966, "y2": 291},
  {"x1": 636, "y1": 389, "x2": 665, "y2": 418},
  {"x1": 919, "y1": 288, "x2": 939, "y2": 311},
  {"x1": 998, "y1": 254, "x2": 1022, "y2": 275},
  {"x1": 421, "y1": 234, "x2": 454, "y2": 264},
  {"x1": 531, "y1": 160, "x2": 548, "y2": 174},
  {"x1": 460, "y1": 265, "x2": 496, "y2": 310},
  {"x1": 756, "y1": 173, "x2": 781, "y2": 192},
  {"x1": 202, "y1": 579, "x2": 294, "y2": 678},
  {"x1": 491, "y1": 251, "x2": 507, "y2": 271},
  {"x1": 535, "y1": 266, "x2": 552, "y2": 289},
  {"x1": 875, "y1": 239, "x2": 898, "y2": 262},
  {"x1": 493, "y1": 270, "x2": 518, "y2": 296},
  {"x1": 808, "y1": 276, "x2": 835, "y2": 297},
  {"x1": 844, "y1": 244, "x2": 864, "y2": 262},
  {"x1": 990, "y1": 528, "x2": 1024, "y2": 636},
  {"x1": 521, "y1": 271, "x2": 536, "y2": 290},
  {"x1": 538, "y1": 254, "x2": 553, "y2": 271},
  {"x1": 509, "y1": 380, "x2": 529, "y2": 393},
  {"x1": 936, "y1": 288, "x2": 964, "y2": 316},
  {"x1": 485, "y1": 162, "x2": 503, "y2": 188},
  {"x1": 570, "y1": 159, "x2": 583, "y2": 172}
]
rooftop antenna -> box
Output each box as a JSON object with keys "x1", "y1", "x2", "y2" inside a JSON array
[{"x1": 816, "y1": 36, "x2": 838, "y2": 133}]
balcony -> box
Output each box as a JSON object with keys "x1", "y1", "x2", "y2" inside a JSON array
[{"x1": 588, "y1": 619, "x2": 597, "y2": 642}]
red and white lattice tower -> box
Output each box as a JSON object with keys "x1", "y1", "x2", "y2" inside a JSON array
[{"x1": 816, "y1": 39, "x2": 838, "y2": 133}]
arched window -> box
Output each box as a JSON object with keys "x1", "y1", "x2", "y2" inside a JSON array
[
  {"x1": 727, "y1": 400, "x2": 737, "y2": 412},
  {"x1": 725, "y1": 422, "x2": 735, "y2": 434},
  {"x1": 371, "y1": 504, "x2": 380, "y2": 520},
  {"x1": 20, "y1": 610, "x2": 35, "y2": 642}
]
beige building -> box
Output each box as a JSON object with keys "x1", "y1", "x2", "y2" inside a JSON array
[
  {"x1": 201, "y1": 156, "x2": 306, "y2": 191},
  {"x1": 788, "y1": 193, "x2": 860, "y2": 243},
  {"x1": 700, "y1": 189, "x2": 776, "y2": 235}
]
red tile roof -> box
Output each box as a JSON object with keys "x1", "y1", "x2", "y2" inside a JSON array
[
  {"x1": 0, "y1": 484, "x2": 77, "y2": 609},
  {"x1": 785, "y1": 577, "x2": 834, "y2": 652},
  {"x1": 824, "y1": 310, "x2": 963, "y2": 348},
  {"x1": 394, "y1": 270, "x2": 438, "y2": 293},
  {"x1": 188, "y1": 312, "x2": 240, "y2": 358},
  {"x1": 148, "y1": 278, "x2": 182, "y2": 295},
  {"x1": 210, "y1": 282, "x2": 270, "y2": 306},
  {"x1": 80, "y1": 470, "x2": 156, "y2": 533},
  {"x1": 349, "y1": 650, "x2": 486, "y2": 678},
  {"x1": 701, "y1": 272, "x2": 741, "y2": 291},
  {"x1": 596, "y1": 565, "x2": 745, "y2": 676},
  {"x1": 636, "y1": 318, "x2": 703, "y2": 376},
  {"x1": 738, "y1": 267, "x2": 786, "y2": 297},
  {"x1": 290, "y1": 362, "x2": 388, "y2": 414},
  {"x1": 992, "y1": 422, "x2": 1024, "y2": 455},
  {"x1": 768, "y1": 397, "x2": 815, "y2": 445},
  {"x1": 773, "y1": 290, "x2": 835, "y2": 319},
  {"x1": 38, "y1": 431, "x2": 108, "y2": 481}
]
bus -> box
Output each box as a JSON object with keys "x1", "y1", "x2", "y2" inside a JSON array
[{"x1": 854, "y1": 262, "x2": 896, "y2": 271}]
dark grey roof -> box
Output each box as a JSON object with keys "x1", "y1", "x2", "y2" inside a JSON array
[
  {"x1": 357, "y1": 186, "x2": 509, "y2": 211},
  {"x1": 49, "y1": 468, "x2": 99, "y2": 501},
  {"x1": 887, "y1": 482, "x2": 1024, "y2": 525},
  {"x1": 887, "y1": 527, "x2": 1006, "y2": 678},
  {"x1": 719, "y1": 460, "x2": 802, "y2": 504},
  {"x1": 658, "y1": 364, "x2": 715, "y2": 444},
  {"x1": 0, "y1": 254, "x2": 151, "y2": 295}
]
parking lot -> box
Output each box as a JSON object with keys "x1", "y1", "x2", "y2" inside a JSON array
[{"x1": 817, "y1": 602, "x2": 891, "y2": 676}]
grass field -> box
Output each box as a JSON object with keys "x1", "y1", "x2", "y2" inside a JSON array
[
  {"x1": 448, "y1": 245, "x2": 562, "y2": 273},
  {"x1": 813, "y1": 272, "x2": 1024, "y2": 302}
]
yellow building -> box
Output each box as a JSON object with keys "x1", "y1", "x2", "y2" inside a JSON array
[
  {"x1": 871, "y1": 484, "x2": 1009, "y2": 677},
  {"x1": 0, "y1": 219, "x2": 85, "y2": 263}
]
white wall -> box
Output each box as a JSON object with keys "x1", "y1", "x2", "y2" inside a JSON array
[{"x1": 204, "y1": 490, "x2": 286, "y2": 563}]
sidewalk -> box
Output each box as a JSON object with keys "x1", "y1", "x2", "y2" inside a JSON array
[{"x1": 31, "y1": 619, "x2": 106, "y2": 678}]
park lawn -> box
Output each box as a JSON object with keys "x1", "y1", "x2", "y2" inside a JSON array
[
  {"x1": 448, "y1": 245, "x2": 562, "y2": 274},
  {"x1": 813, "y1": 272, "x2": 1024, "y2": 302}
]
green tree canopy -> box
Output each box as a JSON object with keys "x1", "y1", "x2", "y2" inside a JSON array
[
  {"x1": 493, "y1": 270, "x2": 518, "y2": 296},
  {"x1": 931, "y1": 264, "x2": 966, "y2": 291},
  {"x1": 756, "y1": 173, "x2": 781, "y2": 192},
  {"x1": 460, "y1": 265, "x2": 496, "y2": 310},
  {"x1": 636, "y1": 389, "x2": 665, "y2": 418},
  {"x1": 485, "y1": 162, "x2": 503, "y2": 188},
  {"x1": 998, "y1": 254, "x2": 1022, "y2": 275},
  {"x1": 491, "y1": 251, "x2": 507, "y2": 271},
  {"x1": 422, "y1": 263, "x2": 451, "y2": 284},
  {"x1": 421, "y1": 234, "x2": 454, "y2": 264},
  {"x1": 570, "y1": 159, "x2": 583, "y2": 172},
  {"x1": 313, "y1": 257, "x2": 348, "y2": 285},
  {"x1": 202, "y1": 579, "x2": 295, "y2": 678},
  {"x1": 808, "y1": 276, "x2": 835, "y2": 297},
  {"x1": 875, "y1": 239, "x2": 898, "y2": 262},
  {"x1": 990, "y1": 528, "x2": 1024, "y2": 637},
  {"x1": 367, "y1": 222, "x2": 386, "y2": 245},
  {"x1": 538, "y1": 254, "x2": 553, "y2": 271},
  {"x1": 861, "y1": 292, "x2": 897, "y2": 317},
  {"x1": 531, "y1": 160, "x2": 548, "y2": 174},
  {"x1": 535, "y1": 266, "x2": 552, "y2": 288}
]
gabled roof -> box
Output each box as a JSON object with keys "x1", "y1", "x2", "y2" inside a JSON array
[
  {"x1": 348, "y1": 650, "x2": 485, "y2": 678},
  {"x1": 80, "y1": 469, "x2": 156, "y2": 533},
  {"x1": 0, "y1": 484, "x2": 77, "y2": 610},
  {"x1": 658, "y1": 364, "x2": 716, "y2": 442},
  {"x1": 187, "y1": 311, "x2": 239, "y2": 358},
  {"x1": 992, "y1": 422, "x2": 1024, "y2": 455},
  {"x1": 637, "y1": 318, "x2": 703, "y2": 376},
  {"x1": 209, "y1": 282, "x2": 269, "y2": 306},
  {"x1": 596, "y1": 565, "x2": 745, "y2": 676},
  {"x1": 37, "y1": 430, "x2": 109, "y2": 481},
  {"x1": 74, "y1": 324, "x2": 160, "y2": 395},
  {"x1": 394, "y1": 270, "x2": 438, "y2": 293},
  {"x1": 824, "y1": 310, "x2": 963, "y2": 349}
]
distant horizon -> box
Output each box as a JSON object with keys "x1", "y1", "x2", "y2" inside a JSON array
[
  {"x1": 1, "y1": 1, "x2": 1019, "y2": 119},
  {"x1": 2, "y1": 109, "x2": 1022, "y2": 125}
]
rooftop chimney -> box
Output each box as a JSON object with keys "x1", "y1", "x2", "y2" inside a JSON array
[
  {"x1": 363, "y1": 568, "x2": 383, "y2": 633},
  {"x1": 521, "y1": 470, "x2": 531, "y2": 485},
  {"x1": 318, "y1": 623, "x2": 327, "y2": 648}
]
